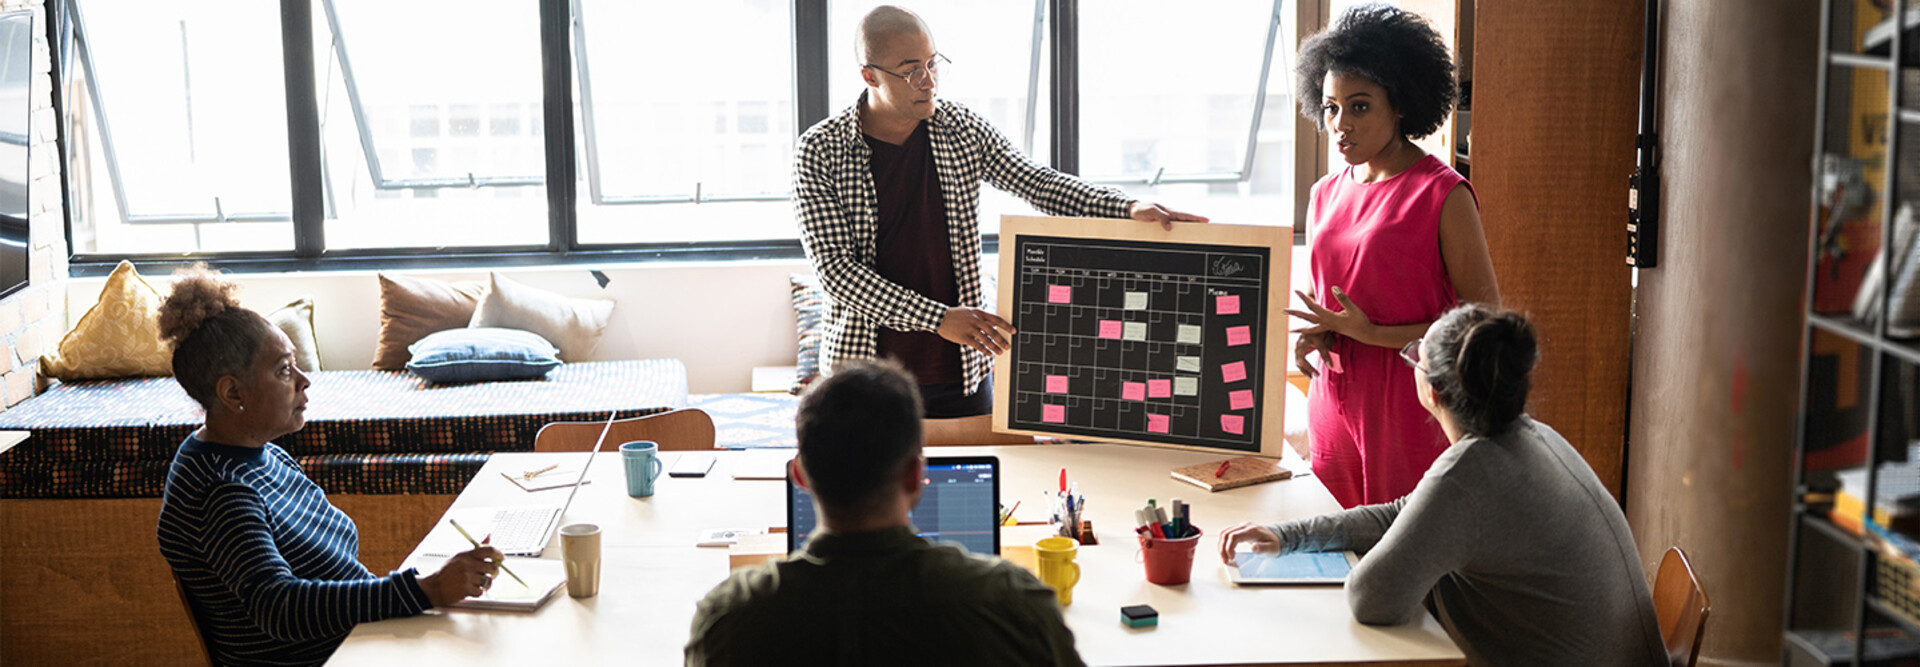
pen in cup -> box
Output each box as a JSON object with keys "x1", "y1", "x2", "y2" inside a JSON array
[{"x1": 447, "y1": 518, "x2": 527, "y2": 588}]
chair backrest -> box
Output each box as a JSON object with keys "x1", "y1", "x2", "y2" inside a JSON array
[
  {"x1": 533, "y1": 408, "x2": 716, "y2": 452},
  {"x1": 171, "y1": 572, "x2": 214, "y2": 666},
  {"x1": 1653, "y1": 546, "x2": 1710, "y2": 667}
]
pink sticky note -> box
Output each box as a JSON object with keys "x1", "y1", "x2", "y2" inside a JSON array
[
  {"x1": 1147, "y1": 379, "x2": 1172, "y2": 398},
  {"x1": 1221, "y1": 360, "x2": 1247, "y2": 383},
  {"x1": 1230, "y1": 389, "x2": 1254, "y2": 411},
  {"x1": 1048, "y1": 284, "x2": 1072, "y2": 304},
  {"x1": 1043, "y1": 404, "x2": 1066, "y2": 423},
  {"x1": 1217, "y1": 294, "x2": 1241, "y2": 315},
  {"x1": 1098, "y1": 320, "x2": 1123, "y2": 339},
  {"x1": 1226, "y1": 325, "x2": 1251, "y2": 347},
  {"x1": 1045, "y1": 375, "x2": 1069, "y2": 393},
  {"x1": 1147, "y1": 414, "x2": 1170, "y2": 433},
  {"x1": 1122, "y1": 382, "x2": 1147, "y2": 401},
  {"x1": 1221, "y1": 414, "x2": 1245, "y2": 435}
]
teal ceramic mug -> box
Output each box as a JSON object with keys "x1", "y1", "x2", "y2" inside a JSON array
[{"x1": 620, "y1": 441, "x2": 665, "y2": 497}]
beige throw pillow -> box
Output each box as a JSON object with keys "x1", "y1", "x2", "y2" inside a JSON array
[
  {"x1": 469, "y1": 273, "x2": 614, "y2": 361},
  {"x1": 41, "y1": 260, "x2": 173, "y2": 380},
  {"x1": 266, "y1": 296, "x2": 322, "y2": 372}
]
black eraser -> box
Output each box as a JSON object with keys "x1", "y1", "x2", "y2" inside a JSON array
[{"x1": 1120, "y1": 604, "x2": 1158, "y2": 627}]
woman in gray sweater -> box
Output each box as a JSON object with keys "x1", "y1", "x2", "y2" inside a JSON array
[{"x1": 1219, "y1": 304, "x2": 1667, "y2": 666}]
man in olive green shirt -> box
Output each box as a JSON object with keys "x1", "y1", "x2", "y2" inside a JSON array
[{"x1": 684, "y1": 359, "x2": 1082, "y2": 666}]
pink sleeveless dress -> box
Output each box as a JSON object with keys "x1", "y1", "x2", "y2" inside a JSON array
[{"x1": 1307, "y1": 154, "x2": 1473, "y2": 507}]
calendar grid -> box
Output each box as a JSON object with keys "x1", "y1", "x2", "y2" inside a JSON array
[{"x1": 1006, "y1": 236, "x2": 1269, "y2": 450}]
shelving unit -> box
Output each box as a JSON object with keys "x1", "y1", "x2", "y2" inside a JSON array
[{"x1": 1788, "y1": 0, "x2": 1920, "y2": 664}]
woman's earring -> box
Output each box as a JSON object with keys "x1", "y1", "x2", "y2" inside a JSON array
[{"x1": 237, "y1": 404, "x2": 245, "y2": 412}]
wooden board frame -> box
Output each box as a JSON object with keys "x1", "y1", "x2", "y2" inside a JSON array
[{"x1": 992, "y1": 215, "x2": 1291, "y2": 456}]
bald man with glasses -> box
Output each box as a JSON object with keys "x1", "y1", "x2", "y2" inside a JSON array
[{"x1": 795, "y1": 5, "x2": 1204, "y2": 429}]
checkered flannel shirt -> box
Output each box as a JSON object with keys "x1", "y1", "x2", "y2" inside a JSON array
[{"x1": 795, "y1": 94, "x2": 1135, "y2": 393}]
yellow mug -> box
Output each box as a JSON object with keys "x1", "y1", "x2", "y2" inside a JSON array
[{"x1": 1034, "y1": 536, "x2": 1082, "y2": 606}]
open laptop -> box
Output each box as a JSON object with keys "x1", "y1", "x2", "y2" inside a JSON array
[
  {"x1": 787, "y1": 455, "x2": 1000, "y2": 556},
  {"x1": 439, "y1": 411, "x2": 619, "y2": 557}
]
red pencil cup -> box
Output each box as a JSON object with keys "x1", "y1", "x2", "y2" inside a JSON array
[{"x1": 1138, "y1": 527, "x2": 1203, "y2": 585}]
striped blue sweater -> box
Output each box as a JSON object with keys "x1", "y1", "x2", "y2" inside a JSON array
[{"x1": 157, "y1": 435, "x2": 432, "y2": 666}]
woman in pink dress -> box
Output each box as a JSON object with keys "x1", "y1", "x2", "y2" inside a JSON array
[{"x1": 1286, "y1": 5, "x2": 1500, "y2": 508}]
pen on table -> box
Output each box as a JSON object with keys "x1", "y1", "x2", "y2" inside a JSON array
[
  {"x1": 446, "y1": 518, "x2": 527, "y2": 588},
  {"x1": 1215, "y1": 460, "x2": 1232, "y2": 478},
  {"x1": 522, "y1": 463, "x2": 559, "y2": 480}
]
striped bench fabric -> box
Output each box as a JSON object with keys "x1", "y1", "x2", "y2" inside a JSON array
[{"x1": 0, "y1": 359, "x2": 689, "y2": 498}]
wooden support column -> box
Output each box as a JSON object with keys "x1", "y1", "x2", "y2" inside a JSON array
[{"x1": 1472, "y1": 0, "x2": 1644, "y2": 497}]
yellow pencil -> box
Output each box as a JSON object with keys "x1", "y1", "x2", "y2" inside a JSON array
[
  {"x1": 447, "y1": 518, "x2": 528, "y2": 588},
  {"x1": 522, "y1": 463, "x2": 559, "y2": 480}
]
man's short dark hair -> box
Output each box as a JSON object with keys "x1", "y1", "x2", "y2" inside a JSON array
[
  {"x1": 796, "y1": 359, "x2": 925, "y2": 507},
  {"x1": 1295, "y1": 3, "x2": 1457, "y2": 140}
]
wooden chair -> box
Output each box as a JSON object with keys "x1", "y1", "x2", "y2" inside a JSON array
[
  {"x1": 533, "y1": 408, "x2": 717, "y2": 452},
  {"x1": 171, "y1": 572, "x2": 214, "y2": 666},
  {"x1": 1653, "y1": 546, "x2": 1710, "y2": 667}
]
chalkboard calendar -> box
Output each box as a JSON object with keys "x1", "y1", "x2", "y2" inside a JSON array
[{"x1": 993, "y1": 216, "x2": 1291, "y2": 455}]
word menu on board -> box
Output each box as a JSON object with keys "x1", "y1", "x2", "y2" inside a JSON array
[{"x1": 992, "y1": 216, "x2": 1291, "y2": 456}]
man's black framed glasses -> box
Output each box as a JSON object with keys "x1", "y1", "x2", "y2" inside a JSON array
[{"x1": 865, "y1": 53, "x2": 950, "y2": 88}]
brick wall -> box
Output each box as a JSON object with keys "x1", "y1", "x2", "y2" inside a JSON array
[{"x1": 0, "y1": 0, "x2": 64, "y2": 410}]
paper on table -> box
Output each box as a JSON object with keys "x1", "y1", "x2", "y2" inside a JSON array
[
  {"x1": 503, "y1": 469, "x2": 593, "y2": 493},
  {"x1": 730, "y1": 456, "x2": 794, "y2": 480}
]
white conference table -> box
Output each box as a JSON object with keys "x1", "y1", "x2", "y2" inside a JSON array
[{"x1": 331, "y1": 444, "x2": 1464, "y2": 666}]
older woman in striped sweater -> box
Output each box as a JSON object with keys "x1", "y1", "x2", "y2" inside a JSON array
[{"x1": 155, "y1": 265, "x2": 498, "y2": 666}]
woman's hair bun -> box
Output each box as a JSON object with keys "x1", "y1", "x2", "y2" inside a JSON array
[
  {"x1": 157, "y1": 265, "x2": 242, "y2": 349},
  {"x1": 1426, "y1": 305, "x2": 1538, "y2": 437}
]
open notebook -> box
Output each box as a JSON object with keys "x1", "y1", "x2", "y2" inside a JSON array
[{"x1": 411, "y1": 555, "x2": 566, "y2": 611}]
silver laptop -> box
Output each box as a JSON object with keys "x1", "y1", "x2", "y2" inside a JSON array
[{"x1": 442, "y1": 412, "x2": 618, "y2": 557}]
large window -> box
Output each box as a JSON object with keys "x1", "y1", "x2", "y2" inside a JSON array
[
  {"x1": 57, "y1": 0, "x2": 1316, "y2": 269},
  {"x1": 65, "y1": 0, "x2": 293, "y2": 254},
  {"x1": 1080, "y1": 0, "x2": 1293, "y2": 225},
  {"x1": 315, "y1": 0, "x2": 549, "y2": 250},
  {"x1": 573, "y1": 0, "x2": 795, "y2": 245}
]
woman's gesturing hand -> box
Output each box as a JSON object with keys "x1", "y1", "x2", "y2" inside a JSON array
[{"x1": 1285, "y1": 286, "x2": 1375, "y2": 346}]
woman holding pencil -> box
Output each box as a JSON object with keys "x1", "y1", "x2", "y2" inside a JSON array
[{"x1": 155, "y1": 265, "x2": 500, "y2": 667}]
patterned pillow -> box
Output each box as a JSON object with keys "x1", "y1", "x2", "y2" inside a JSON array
[
  {"x1": 406, "y1": 327, "x2": 561, "y2": 384},
  {"x1": 790, "y1": 273, "x2": 830, "y2": 395},
  {"x1": 40, "y1": 260, "x2": 173, "y2": 380},
  {"x1": 787, "y1": 269, "x2": 1000, "y2": 395}
]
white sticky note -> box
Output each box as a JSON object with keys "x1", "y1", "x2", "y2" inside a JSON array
[
  {"x1": 1176, "y1": 356, "x2": 1201, "y2": 373},
  {"x1": 1124, "y1": 292, "x2": 1149, "y2": 310},
  {"x1": 1123, "y1": 321, "x2": 1148, "y2": 341},
  {"x1": 1176, "y1": 325, "x2": 1203, "y2": 344},
  {"x1": 1173, "y1": 376, "x2": 1200, "y2": 396}
]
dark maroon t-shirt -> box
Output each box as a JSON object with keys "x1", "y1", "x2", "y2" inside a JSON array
[{"x1": 865, "y1": 121, "x2": 962, "y2": 385}]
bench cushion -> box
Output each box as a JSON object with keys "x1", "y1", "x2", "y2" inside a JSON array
[{"x1": 0, "y1": 359, "x2": 688, "y2": 498}]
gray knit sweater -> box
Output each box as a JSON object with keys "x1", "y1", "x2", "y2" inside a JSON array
[{"x1": 1267, "y1": 417, "x2": 1667, "y2": 667}]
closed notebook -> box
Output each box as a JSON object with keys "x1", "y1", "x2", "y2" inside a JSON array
[
  {"x1": 1170, "y1": 456, "x2": 1292, "y2": 492},
  {"x1": 410, "y1": 556, "x2": 566, "y2": 612}
]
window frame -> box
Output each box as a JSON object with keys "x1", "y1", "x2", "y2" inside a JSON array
[{"x1": 56, "y1": 0, "x2": 1322, "y2": 277}]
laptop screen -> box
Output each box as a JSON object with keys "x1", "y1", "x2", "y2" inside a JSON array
[{"x1": 787, "y1": 456, "x2": 1000, "y2": 555}]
